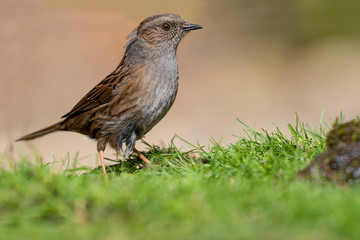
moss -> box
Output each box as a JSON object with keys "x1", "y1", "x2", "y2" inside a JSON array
[{"x1": 326, "y1": 119, "x2": 360, "y2": 148}]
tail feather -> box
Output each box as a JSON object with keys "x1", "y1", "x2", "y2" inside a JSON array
[{"x1": 16, "y1": 122, "x2": 63, "y2": 141}]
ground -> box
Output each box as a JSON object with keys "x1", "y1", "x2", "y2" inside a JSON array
[{"x1": 1, "y1": 117, "x2": 359, "y2": 240}]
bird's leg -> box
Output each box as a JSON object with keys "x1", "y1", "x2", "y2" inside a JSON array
[
  {"x1": 133, "y1": 148, "x2": 150, "y2": 166},
  {"x1": 97, "y1": 138, "x2": 108, "y2": 174},
  {"x1": 99, "y1": 150, "x2": 107, "y2": 174}
]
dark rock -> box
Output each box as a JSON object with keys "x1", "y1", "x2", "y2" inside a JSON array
[{"x1": 299, "y1": 119, "x2": 360, "y2": 183}]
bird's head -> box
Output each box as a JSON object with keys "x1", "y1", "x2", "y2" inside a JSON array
[{"x1": 129, "y1": 13, "x2": 203, "y2": 50}]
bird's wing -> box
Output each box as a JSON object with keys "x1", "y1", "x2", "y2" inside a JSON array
[{"x1": 62, "y1": 66, "x2": 128, "y2": 119}]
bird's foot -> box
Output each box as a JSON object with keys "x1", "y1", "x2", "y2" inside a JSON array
[{"x1": 136, "y1": 163, "x2": 146, "y2": 169}]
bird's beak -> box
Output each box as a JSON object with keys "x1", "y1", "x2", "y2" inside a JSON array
[{"x1": 182, "y1": 23, "x2": 203, "y2": 31}]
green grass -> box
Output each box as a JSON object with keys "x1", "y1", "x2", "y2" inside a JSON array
[{"x1": 1, "y1": 116, "x2": 359, "y2": 240}]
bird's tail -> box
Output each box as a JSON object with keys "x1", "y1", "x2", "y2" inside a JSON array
[{"x1": 16, "y1": 122, "x2": 63, "y2": 141}]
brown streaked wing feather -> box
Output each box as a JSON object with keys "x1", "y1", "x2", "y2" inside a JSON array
[
  {"x1": 107, "y1": 64, "x2": 147, "y2": 116},
  {"x1": 62, "y1": 65, "x2": 127, "y2": 119}
]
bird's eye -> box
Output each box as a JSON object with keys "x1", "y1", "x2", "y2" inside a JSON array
[{"x1": 162, "y1": 23, "x2": 171, "y2": 31}]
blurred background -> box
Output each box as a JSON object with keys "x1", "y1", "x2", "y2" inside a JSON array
[{"x1": 1, "y1": 0, "x2": 360, "y2": 167}]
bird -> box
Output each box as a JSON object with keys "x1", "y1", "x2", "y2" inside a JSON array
[{"x1": 16, "y1": 13, "x2": 203, "y2": 174}]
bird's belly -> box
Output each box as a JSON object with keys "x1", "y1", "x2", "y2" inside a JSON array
[{"x1": 137, "y1": 79, "x2": 178, "y2": 137}]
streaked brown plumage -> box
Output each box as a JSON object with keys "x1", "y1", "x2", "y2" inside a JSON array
[{"x1": 16, "y1": 13, "x2": 203, "y2": 173}]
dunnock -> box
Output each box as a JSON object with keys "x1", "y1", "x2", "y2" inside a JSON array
[{"x1": 17, "y1": 13, "x2": 203, "y2": 174}]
